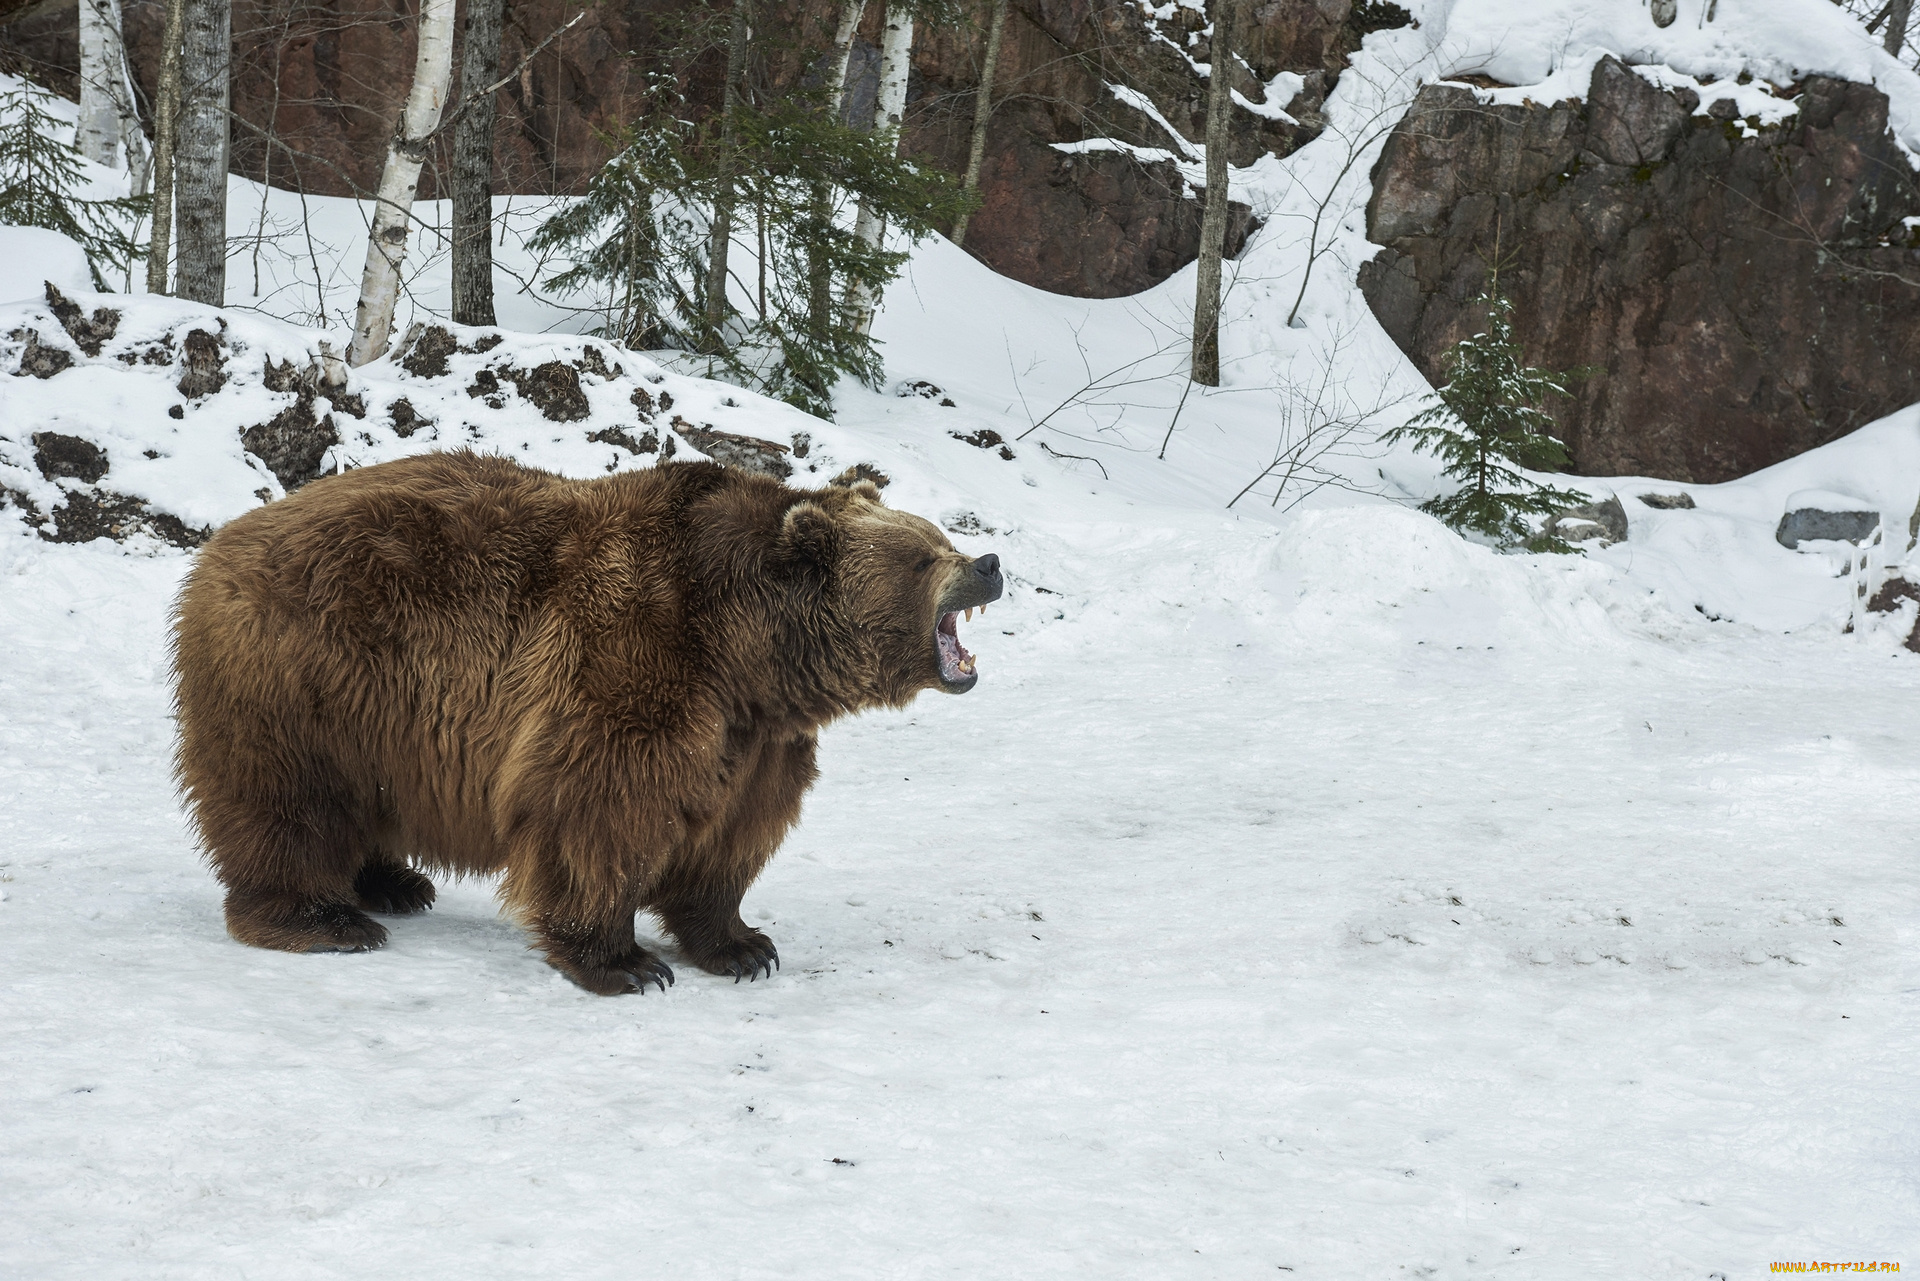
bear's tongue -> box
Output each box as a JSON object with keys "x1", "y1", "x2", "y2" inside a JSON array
[{"x1": 936, "y1": 611, "x2": 975, "y2": 681}]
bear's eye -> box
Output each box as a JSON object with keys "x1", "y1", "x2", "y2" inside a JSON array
[{"x1": 914, "y1": 556, "x2": 935, "y2": 573}]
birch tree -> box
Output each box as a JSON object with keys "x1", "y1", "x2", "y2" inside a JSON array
[
  {"x1": 807, "y1": 0, "x2": 865, "y2": 338},
  {"x1": 77, "y1": 0, "x2": 118, "y2": 166},
  {"x1": 108, "y1": 2, "x2": 149, "y2": 187},
  {"x1": 145, "y1": 0, "x2": 184, "y2": 294},
  {"x1": 702, "y1": 0, "x2": 754, "y2": 350},
  {"x1": 347, "y1": 0, "x2": 456, "y2": 366},
  {"x1": 1191, "y1": 0, "x2": 1246, "y2": 386},
  {"x1": 950, "y1": 0, "x2": 1006, "y2": 247},
  {"x1": 450, "y1": 0, "x2": 503, "y2": 326},
  {"x1": 846, "y1": 3, "x2": 913, "y2": 335},
  {"x1": 173, "y1": 0, "x2": 229, "y2": 304}
]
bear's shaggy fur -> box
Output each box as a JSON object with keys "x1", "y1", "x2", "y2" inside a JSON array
[{"x1": 171, "y1": 451, "x2": 1003, "y2": 994}]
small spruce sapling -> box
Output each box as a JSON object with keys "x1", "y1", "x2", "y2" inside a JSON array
[
  {"x1": 0, "y1": 83, "x2": 147, "y2": 288},
  {"x1": 1384, "y1": 281, "x2": 1589, "y2": 550},
  {"x1": 533, "y1": 89, "x2": 968, "y2": 418}
]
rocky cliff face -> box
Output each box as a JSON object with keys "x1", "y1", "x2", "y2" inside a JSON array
[
  {"x1": 1359, "y1": 57, "x2": 1920, "y2": 483},
  {"x1": 3, "y1": 0, "x2": 1381, "y2": 297}
]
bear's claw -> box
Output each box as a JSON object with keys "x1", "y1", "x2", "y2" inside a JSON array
[
  {"x1": 729, "y1": 946, "x2": 779, "y2": 983},
  {"x1": 618, "y1": 950, "x2": 676, "y2": 994},
  {"x1": 701, "y1": 933, "x2": 779, "y2": 983},
  {"x1": 353, "y1": 861, "x2": 436, "y2": 915}
]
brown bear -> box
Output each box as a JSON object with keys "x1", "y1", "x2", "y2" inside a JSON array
[{"x1": 170, "y1": 451, "x2": 1003, "y2": 994}]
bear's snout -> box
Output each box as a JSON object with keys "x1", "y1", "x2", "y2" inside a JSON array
[{"x1": 971, "y1": 553, "x2": 1004, "y2": 600}]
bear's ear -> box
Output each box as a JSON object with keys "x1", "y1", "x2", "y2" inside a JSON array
[
  {"x1": 842, "y1": 479, "x2": 884, "y2": 505},
  {"x1": 777, "y1": 500, "x2": 840, "y2": 569}
]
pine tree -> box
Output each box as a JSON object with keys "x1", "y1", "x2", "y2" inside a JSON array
[
  {"x1": 1384, "y1": 283, "x2": 1589, "y2": 550},
  {"x1": 531, "y1": 58, "x2": 969, "y2": 418},
  {"x1": 0, "y1": 83, "x2": 146, "y2": 289}
]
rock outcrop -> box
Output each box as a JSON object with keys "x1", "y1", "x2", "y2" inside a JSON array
[{"x1": 1359, "y1": 57, "x2": 1920, "y2": 482}]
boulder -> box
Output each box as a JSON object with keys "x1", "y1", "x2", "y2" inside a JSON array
[
  {"x1": 1776, "y1": 507, "x2": 1880, "y2": 549},
  {"x1": 1359, "y1": 59, "x2": 1920, "y2": 482},
  {"x1": 673, "y1": 418, "x2": 792, "y2": 480},
  {"x1": 44, "y1": 283, "x2": 119, "y2": 356},
  {"x1": 1865, "y1": 576, "x2": 1920, "y2": 653},
  {"x1": 504, "y1": 362, "x2": 589, "y2": 423},
  {"x1": 399, "y1": 324, "x2": 460, "y2": 379},
  {"x1": 11, "y1": 329, "x2": 72, "y2": 379},
  {"x1": 31, "y1": 431, "x2": 108, "y2": 484},
  {"x1": 176, "y1": 328, "x2": 227, "y2": 398},
  {"x1": 1546, "y1": 493, "x2": 1628, "y2": 545},
  {"x1": 242, "y1": 400, "x2": 339, "y2": 491}
]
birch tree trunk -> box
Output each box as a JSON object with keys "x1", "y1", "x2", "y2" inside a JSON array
[
  {"x1": 806, "y1": 0, "x2": 866, "y2": 340},
  {"x1": 950, "y1": 0, "x2": 1006, "y2": 248},
  {"x1": 347, "y1": 0, "x2": 456, "y2": 366},
  {"x1": 77, "y1": 0, "x2": 117, "y2": 165},
  {"x1": 173, "y1": 0, "x2": 230, "y2": 305},
  {"x1": 823, "y1": 0, "x2": 865, "y2": 119},
  {"x1": 846, "y1": 3, "x2": 912, "y2": 336},
  {"x1": 145, "y1": 0, "x2": 185, "y2": 294},
  {"x1": 111, "y1": 1, "x2": 151, "y2": 188},
  {"x1": 450, "y1": 0, "x2": 502, "y2": 326},
  {"x1": 1190, "y1": 0, "x2": 1245, "y2": 386},
  {"x1": 702, "y1": 0, "x2": 753, "y2": 351}
]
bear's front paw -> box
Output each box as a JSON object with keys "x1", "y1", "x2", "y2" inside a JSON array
[
  {"x1": 692, "y1": 931, "x2": 780, "y2": 983},
  {"x1": 555, "y1": 946, "x2": 676, "y2": 996}
]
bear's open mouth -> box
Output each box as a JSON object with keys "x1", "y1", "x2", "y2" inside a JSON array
[{"x1": 936, "y1": 610, "x2": 976, "y2": 683}]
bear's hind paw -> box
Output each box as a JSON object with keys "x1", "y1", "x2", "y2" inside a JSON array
[
  {"x1": 556, "y1": 946, "x2": 676, "y2": 996},
  {"x1": 226, "y1": 895, "x2": 390, "y2": 954}
]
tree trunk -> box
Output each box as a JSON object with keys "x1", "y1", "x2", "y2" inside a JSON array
[
  {"x1": 347, "y1": 0, "x2": 457, "y2": 366},
  {"x1": 77, "y1": 0, "x2": 117, "y2": 165},
  {"x1": 806, "y1": 0, "x2": 866, "y2": 340},
  {"x1": 822, "y1": 0, "x2": 865, "y2": 121},
  {"x1": 450, "y1": 0, "x2": 502, "y2": 326},
  {"x1": 703, "y1": 0, "x2": 753, "y2": 351},
  {"x1": 110, "y1": 0, "x2": 150, "y2": 192},
  {"x1": 846, "y1": 3, "x2": 912, "y2": 336},
  {"x1": 950, "y1": 0, "x2": 1006, "y2": 248},
  {"x1": 621, "y1": 172, "x2": 658, "y2": 347},
  {"x1": 145, "y1": 0, "x2": 185, "y2": 295},
  {"x1": 1190, "y1": 0, "x2": 1244, "y2": 386},
  {"x1": 173, "y1": 0, "x2": 230, "y2": 305},
  {"x1": 1886, "y1": 0, "x2": 1912, "y2": 57}
]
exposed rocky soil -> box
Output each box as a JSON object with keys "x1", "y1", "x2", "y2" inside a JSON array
[
  {"x1": 1359, "y1": 57, "x2": 1920, "y2": 482},
  {"x1": 1, "y1": 302, "x2": 849, "y2": 547}
]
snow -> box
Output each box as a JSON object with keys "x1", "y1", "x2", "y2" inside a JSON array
[
  {"x1": 1420, "y1": 0, "x2": 1920, "y2": 153},
  {"x1": 1233, "y1": 69, "x2": 1305, "y2": 124},
  {"x1": 0, "y1": 226, "x2": 91, "y2": 303},
  {"x1": 5, "y1": 488, "x2": 1919, "y2": 1276},
  {"x1": 7, "y1": 0, "x2": 1920, "y2": 1271},
  {"x1": 1107, "y1": 83, "x2": 1204, "y2": 161}
]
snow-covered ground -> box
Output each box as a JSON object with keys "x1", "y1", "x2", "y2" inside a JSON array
[
  {"x1": 6, "y1": 500, "x2": 1919, "y2": 1277},
  {"x1": 7, "y1": 0, "x2": 1920, "y2": 1273}
]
